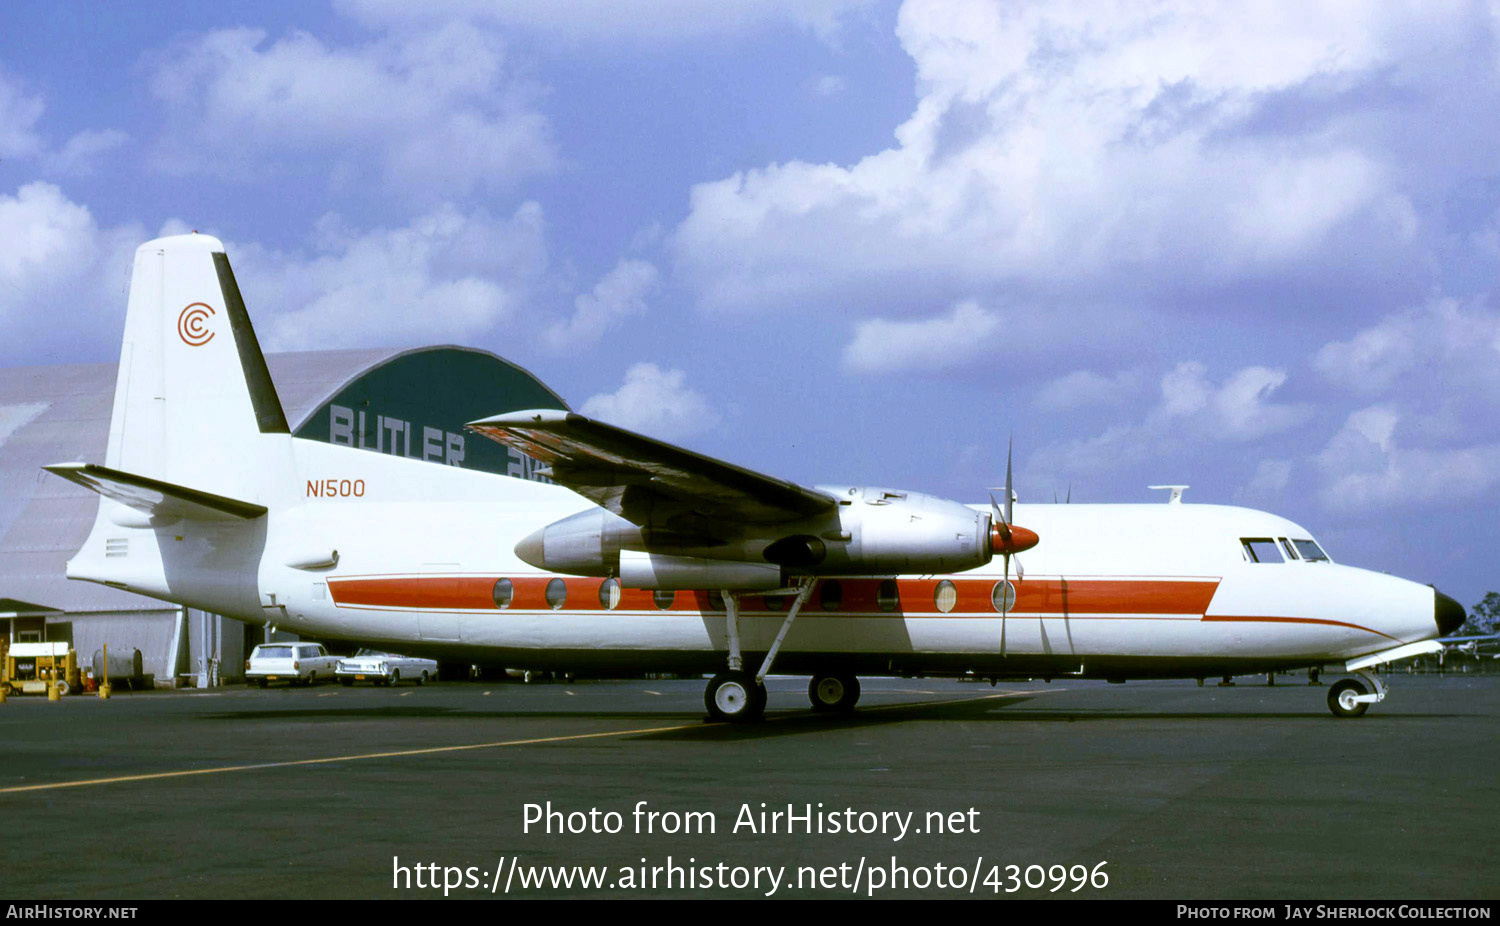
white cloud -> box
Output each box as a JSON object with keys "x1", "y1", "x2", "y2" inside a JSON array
[
  {"x1": 0, "y1": 182, "x2": 143, "y2": 363},
  {"x1": 52, "y1": 129, "x2": 129, "y2": 176},
  {"x1": 1034, "y1": 368, "x2": 1145, "y2": 411},
  {"x1": 1314, "y1": 405, "x2": 1500, "y2": 511},
  {"x1": 239, "y1": 201, "x2": 549, "y2": 350},
  {"x1": 672, "y1": 0, "x2": 1471, "y2": 317},
  {"x1": 580, "y1": 363, "x2": 719, "y2": 441},
  {"x1": 0, "y1": 74, "x2": 128, "y2": 175},
  {"x1": 542, "y1": 259, "x2": 659, "y2": 351},
  {"x1": 809, "y1": 74, "x2": 848, "y2": 98},
  {"x1": 0, "y1": 73, "x2": 45, "y2": 159},
  {"x1": 1315, "y1": 298, "x2": 1500, "y2": 396},
  {"x1": 843, "y1": 300, "x2": 1000, "y2": 373},
  {"x1": 146, "y1": 22, "x2": 553, "y2": 200},
  {"x1": 336, "y1": 0, "x2": 877, "y2": 45},
  {"x1": 1028, "y1": 361, "x2": 1311, "y2": 478},
  {"x1": 1235, "y1": 458, "x2": 1293, "y2": 506}
]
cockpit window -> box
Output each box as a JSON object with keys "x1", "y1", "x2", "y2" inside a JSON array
[
  {"x1": 1279, "y1": 538, "x2": 1298, "y2": 560},
  {"x1": 1292, "y1": 539, "x2": 1330, "y2": 562},
  {"x1": 1241, "y1": 538, "x2": 1283, "y2": 563}
]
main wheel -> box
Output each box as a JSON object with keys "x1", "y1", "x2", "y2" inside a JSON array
[
  {"x1": 416, "y1": 671, "x2": 428, "y2": 686},
  {"x1": 704, "y1": 672, "x2": 766, "y2": 723},
  {"x1": 389, "y1": 669, "x2": 400, "y2": 687},
  {"x1": 1327, "y1": 678, "x2": 1370, "y2": 718},
  {"x1": 340, "y1": 677, "x2": 354, "y2": 687},
  {"x1": 808, "y1": 674, "x2": 860, "y2": 712}
]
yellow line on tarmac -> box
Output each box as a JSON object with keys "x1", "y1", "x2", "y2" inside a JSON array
[
  {"x1": 0, "y1": 722, "x2": 705, "y2": 795},
  {"x1": 0, "y1": 687, "x2": 1050, "y2": 796}
]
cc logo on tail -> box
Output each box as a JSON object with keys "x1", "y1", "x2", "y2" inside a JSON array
[{"x1": 177, "y1": 303, "x2": 216, "y2": 346}]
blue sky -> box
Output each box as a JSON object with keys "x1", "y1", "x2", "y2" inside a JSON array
[{"x1": 3, "y1": 1, "x2": 1499, "y2": 610}]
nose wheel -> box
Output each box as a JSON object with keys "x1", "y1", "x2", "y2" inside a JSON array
[
  {"x1": 705, "y1": 671, "x2": 766, "y2": 723},
  {"x1": 808, "y1": 673, "x2": 861, "y2": 712},
  {"x1": 1327, "y1": 678, "x2": 1372, "y2": 718}
]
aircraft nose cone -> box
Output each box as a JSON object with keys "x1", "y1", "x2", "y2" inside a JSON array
[{"x1": 1434, "y1": 589, "x2": 1466, "y2": 636}]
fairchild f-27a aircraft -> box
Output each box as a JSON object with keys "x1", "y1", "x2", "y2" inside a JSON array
[{"x1": 46, "y1": 234, "x2": 1466, "y2": 722}]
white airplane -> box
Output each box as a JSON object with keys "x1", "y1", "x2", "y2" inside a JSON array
[{"x1": 45, "y1": 234, "x2": 1466, "y2": 722}]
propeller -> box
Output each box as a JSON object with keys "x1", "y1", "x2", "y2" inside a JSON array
[{"x1": 987, "y1": 437, "x2": 1040, "y2": 656}]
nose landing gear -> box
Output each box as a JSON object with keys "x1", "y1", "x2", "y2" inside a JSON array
[{"x1": 1327, "y1": 677, "x2": 1374, "y2": 718}]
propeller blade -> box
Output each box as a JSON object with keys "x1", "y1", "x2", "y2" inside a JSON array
[
  {"x1": 1004, "y1": 435, "x2": 1015, "y2": 527},
  {"x1": 1000, "y1": 551, "x2": 1010, "y2": 657}
]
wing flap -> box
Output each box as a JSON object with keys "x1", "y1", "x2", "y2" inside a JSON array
[
  {"x1": 44, "y1": 462, "x2": 267, "y2": 522},
  {"x1": 467, "y1": 409, "x2": 835, "y2": 524}
]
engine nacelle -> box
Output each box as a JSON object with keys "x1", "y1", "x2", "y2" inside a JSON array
[
  {"x1": 513, "y1": 485, "x2": 994, "y2": 584},
  {"x1": 620, "y1": 551, "x2": 781, "y2": 590}
]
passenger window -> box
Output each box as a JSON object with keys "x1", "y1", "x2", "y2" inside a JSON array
[
  {"x1": 1241, "y1": 538, "x2": 1283, "y2": 563},
  {"x1": 652, "y1": 589, "x2": 675, "y2": 610},
  {"x1": 492, "y1": 578, "x2": 513, "y2": 609},
  {"x1": 598, "y1": 578, "x2": 621, "y2": 610},
  {"x1": 991, "y1": 580, "x2": 1016, "y2": 614},
  {"x1": 934, "y1": 580, "x2": 958, "y2": 613},
  {"x1": 820, "y1": 579, "x2": 842, "y2": 611},
  {"x1": 545, "y1": 578, "x2": 567, "y2": 610}
]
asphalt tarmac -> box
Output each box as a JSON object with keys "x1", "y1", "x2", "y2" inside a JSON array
[{"x1": 1, "y1": 674, "x2": 1496, "y2": 900}]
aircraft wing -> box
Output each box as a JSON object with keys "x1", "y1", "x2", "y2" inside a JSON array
[{"x1": 467, "y1": 409, "x2": 836, "y2": 525}]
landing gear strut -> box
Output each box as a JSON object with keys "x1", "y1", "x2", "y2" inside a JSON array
[{"x1": 704, "y1": 582, "x2": 815, "y2": 723}]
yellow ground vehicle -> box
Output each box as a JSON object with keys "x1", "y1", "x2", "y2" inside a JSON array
[{"x1": 1, "y1": 642, "x2": 81, "y2": 696}]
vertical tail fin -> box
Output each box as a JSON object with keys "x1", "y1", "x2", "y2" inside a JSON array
[{"x1": 105, "y1": 233, "x2": 287, "y2": 498}]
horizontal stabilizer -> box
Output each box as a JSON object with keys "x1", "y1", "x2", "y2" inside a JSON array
[{"x1": 44, "y1": 462, "x2": 267, "y2": 522}]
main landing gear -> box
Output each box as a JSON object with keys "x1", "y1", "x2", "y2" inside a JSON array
[
  {"x1": 808, "y1": 673, "x2": 860, "y2": 712},
  {"x1": 704, "y1": 583, "x2": 863, "y2": 723}
]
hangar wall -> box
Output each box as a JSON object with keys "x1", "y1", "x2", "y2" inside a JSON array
[{"x1": 0, "y1": 345, "x2": 565, "y2": 687}]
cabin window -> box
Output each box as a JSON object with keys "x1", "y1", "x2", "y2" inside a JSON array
[
  {"x1": 819, "y1": 579, "x2": 843, "y2": 611},
  {"x1": 1241, "y1": 538, "x2": 1283, "y2": 563},
  {"x1": 598, "y1": 578, "x2": 621, "y2": 610},
  {"x1": 652, "y1": 589, "x2": 675, "y2": 610},
  {"x1": 763, "y1": 593, "x2": 785, "y2": 611},
  {"x1": 491, "y1": 578, "x2": 513, "y2": 609},
  {"x1": 877, "y1": 579, "x2": 900, "y2": 612},
  {"x1": 545, "y1": 578, "x2": 567, "y2": 610},
  {"x1": 991, "y1": 580, "x2": 1016, "y2": 614},
  {"x1": 706, "y1": 590, "x2": 726, "y2": 611},
  {"x1": 934, "y1": 579, "x2": 958, "y2": 613},
  {"x1": 1292, "y1": 539, "x2": 1330, "y2": 562}
]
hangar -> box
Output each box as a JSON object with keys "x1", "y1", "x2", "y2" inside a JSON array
[{"x1": 0, "y1": 345, "x2": 565, "y2": 687}]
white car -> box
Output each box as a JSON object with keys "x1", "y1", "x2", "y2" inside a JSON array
[
  {"x1": 336, "y1": 649, "x2": 438, "y2": 687},
  {"x1": 246, "y1": 642, "x2": 341, "y2": 687}
]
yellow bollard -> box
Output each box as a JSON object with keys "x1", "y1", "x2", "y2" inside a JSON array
[
  {"x1": 100, "y1": 644, "x2": 111, "y2": 699},
  {"x1": 0, "y1": 684, "x2": 7, "y2": 703},
  {"x1": 47, "y1": 680, "x2": 60, "y2": 702}
]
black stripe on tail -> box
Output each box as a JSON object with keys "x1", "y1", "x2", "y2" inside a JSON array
[{"x1": 213, "y1": 251, "x2": 290, "y2": 434}]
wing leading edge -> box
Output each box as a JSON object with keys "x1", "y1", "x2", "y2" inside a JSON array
[{"x1": 466, "y1": 409, "x2": 836, "y2": 526}]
